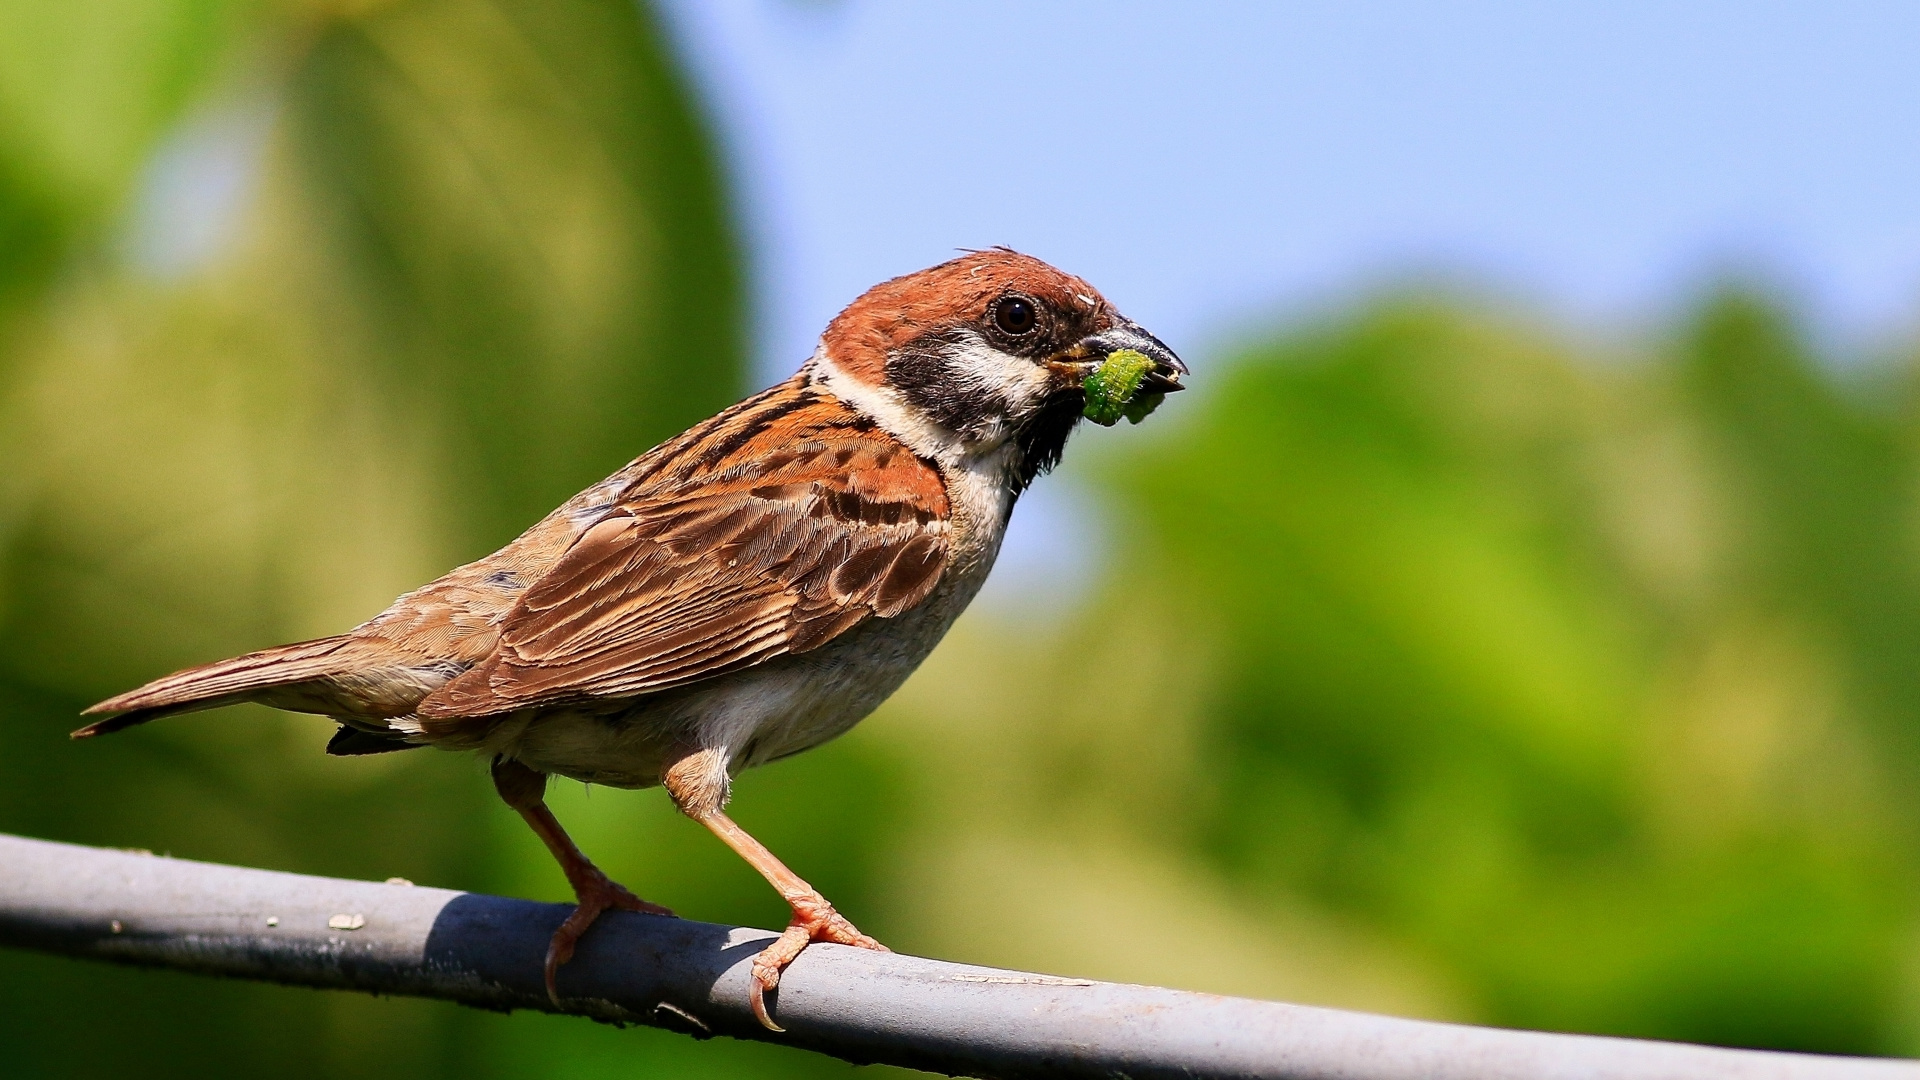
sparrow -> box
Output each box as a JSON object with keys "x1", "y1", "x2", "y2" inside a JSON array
[{"x1": 73, "y1": 249, "x2": 1186, "y2": 1030}]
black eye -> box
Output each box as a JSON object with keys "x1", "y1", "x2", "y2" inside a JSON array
[{"x1": 994, "y1": 296, "x2": 1037, "y2": 335}]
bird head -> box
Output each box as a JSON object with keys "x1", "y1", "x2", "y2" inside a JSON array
[{"x1": 808, "y1": 249, "x2": 1185, "y2": 489}]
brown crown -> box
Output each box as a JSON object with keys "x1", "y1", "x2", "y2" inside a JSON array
[{"x1": 820, "y1": 249, "x2": 1111, "y2": 383}]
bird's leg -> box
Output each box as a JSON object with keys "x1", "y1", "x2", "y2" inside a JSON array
[
  {"x1": 663, "y1": 746, "x2": 888, "y2": 1031},
  {"x1": 695, "y1": 809, "x2": 889, "y2": 1031},
  {"x1": 490, "y1": 755, "x2": 673, "y2": 1005}
]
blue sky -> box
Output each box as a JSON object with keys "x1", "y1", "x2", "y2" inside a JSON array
[
  {"x1": 654, "y1": 1, "x2": 1920, "y2": 608},
  {"x1": 661, "y1": 0, "x2": 1920, "y2": 381}
]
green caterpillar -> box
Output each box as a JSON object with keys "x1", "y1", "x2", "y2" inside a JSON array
[{"x1": 1082, "y1": 348, "x2": 1166, "y2": 427}]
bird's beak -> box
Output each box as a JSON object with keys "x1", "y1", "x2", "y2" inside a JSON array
[{"x1": 1074, "y1": 319, "x2": 1187, "y2": 394}]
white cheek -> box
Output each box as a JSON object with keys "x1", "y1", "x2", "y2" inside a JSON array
[{"x1": 948, "y1": 337, "x2": 1052, "y2": 408}]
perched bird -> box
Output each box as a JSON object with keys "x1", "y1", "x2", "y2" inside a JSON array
[{"x1": 74, "y1": 249, "x2": 1185, "y2": 1029}]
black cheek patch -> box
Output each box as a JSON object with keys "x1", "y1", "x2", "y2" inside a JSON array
[{"x1": 886, "y1": 342, "x2": 1016, "y2": 437}]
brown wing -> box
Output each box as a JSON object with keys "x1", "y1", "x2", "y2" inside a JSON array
[{"x1": 415, "y1": 384, "x2": 949, "y2": 721}]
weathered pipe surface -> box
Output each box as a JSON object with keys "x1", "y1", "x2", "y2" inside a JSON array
[{"x1": 1, "y1": 832, "x2": 1914, "y2": 1079}]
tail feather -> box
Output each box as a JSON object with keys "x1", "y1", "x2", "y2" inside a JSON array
[{"x1": 73, "y1": 636, "x2": 353, "y2": 738}]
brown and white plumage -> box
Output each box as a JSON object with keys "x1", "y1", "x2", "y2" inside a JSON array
[
  {"x1": 420, "y1": 378, "x2": 950, "y2": 722},
  {"x1": 74, "y1": 249, "x2": 1185, "y2": 1028}
]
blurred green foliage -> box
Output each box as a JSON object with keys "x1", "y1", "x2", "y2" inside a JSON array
[
  {"x1": 1095, "y1": 297, "x2": 1920, "y2": 1053},
  {"x1": 4, "y1": 1, "x2": 1920, "y2": 1077}
]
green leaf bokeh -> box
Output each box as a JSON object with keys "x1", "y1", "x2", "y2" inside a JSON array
[{"x1": 4, "y1": 3, "x2": 1920, "y2": 1077}]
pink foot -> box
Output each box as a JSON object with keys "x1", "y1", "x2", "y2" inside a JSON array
[
  {"x1": 748, "y1": 893, "x2": 888, "y2": 1031},
  {"x1": 544, "y1": 869, "x2": 673, "y2": 1005}
]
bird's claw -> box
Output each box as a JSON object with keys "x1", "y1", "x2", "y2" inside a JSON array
[
  {"x1": 747, "y1": 896, "x2": 888, "y2": 1031},
  {"x1": 543, "y1": 871, "x2": 674, "y2": 1007}
]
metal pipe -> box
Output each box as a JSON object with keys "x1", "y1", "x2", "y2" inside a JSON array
[{"x1": 0, "y1": 832, "x2": 1910, "y2": 1080}]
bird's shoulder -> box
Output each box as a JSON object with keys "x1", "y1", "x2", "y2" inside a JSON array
[{"x1": 616, "y1": 372, "x2": 952, "y2": 517}]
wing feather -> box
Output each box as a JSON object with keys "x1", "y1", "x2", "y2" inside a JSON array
[{"x1": 416, "y1": 390, "x2": 950, "y2": 721}]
